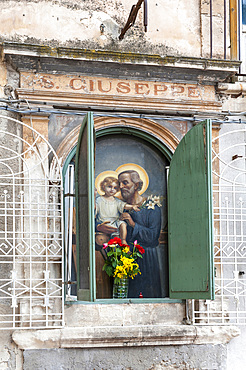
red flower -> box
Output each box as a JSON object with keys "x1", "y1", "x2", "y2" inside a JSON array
[
  {"x1": 108, "y1": 237, "x2": 122, "y2": 246},
  {"x1": 136, "y1": 244, "x2": 145, "y2": 254}
]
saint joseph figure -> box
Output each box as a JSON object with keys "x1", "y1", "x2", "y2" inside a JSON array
[{"x1": 97, "y1": 169, "x2": 162, "y2": 298}]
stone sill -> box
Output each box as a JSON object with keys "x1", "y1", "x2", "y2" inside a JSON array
[{"x1": 12, "y1": 324, "x2": 240, "y2": 350}]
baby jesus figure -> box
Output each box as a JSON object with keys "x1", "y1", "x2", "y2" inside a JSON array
[{"x1": 95, "y1": 176, "x2": 139, "y2": 245}]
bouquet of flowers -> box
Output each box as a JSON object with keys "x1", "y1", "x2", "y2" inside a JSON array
[{"x1": 102, "y1": 237, "x2": 145, "y2": 284}]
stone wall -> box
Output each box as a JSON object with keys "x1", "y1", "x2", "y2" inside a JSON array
[
  {"x1": 0, "y1": 0, "x2": 227, "y2": 59},
  {"x1": 23, "y1": 345, "x2": 227, "y2": 370}
]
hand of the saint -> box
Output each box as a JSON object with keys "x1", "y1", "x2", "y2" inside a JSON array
[
  {"x1": 132, "y1": 205, "x2": 140, "y2": 212},
  {"x1": 120, "y1": 212, "x2": 135, "y2": 228},
  {"x1": 97, "y1": 222, "x2": 117, "y2": 234}
]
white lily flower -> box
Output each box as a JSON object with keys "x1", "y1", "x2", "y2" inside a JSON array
[{"x1": 147, "y1": 201, "x2": 155, "y2": 209}]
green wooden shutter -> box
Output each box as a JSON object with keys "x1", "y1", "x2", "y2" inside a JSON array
[
  {"x1": 168, "y1": 119, "x2": 214, "y2": 300},
  {"x1": 75, "y1": 112, "x2": 96, "y2": 301}
]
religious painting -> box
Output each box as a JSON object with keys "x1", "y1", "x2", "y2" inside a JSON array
[{"x1": 95, "y1": 134, "x2": 169, "y2": 299}]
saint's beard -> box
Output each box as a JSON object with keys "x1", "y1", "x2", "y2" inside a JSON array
[{"x1": 121, "y1": 184, "x2": 135, "y2": 201}]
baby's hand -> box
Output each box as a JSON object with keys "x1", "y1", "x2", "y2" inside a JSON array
[{"x1": 132, "y1": 205, "x2": 140, "y2": 212}]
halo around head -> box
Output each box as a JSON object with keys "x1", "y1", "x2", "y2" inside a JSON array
[
  {"x1": 95, "y1": 170, "x2": 119, "y2": 196},
  {"x1": 116, "y1": 163, "x2": 149, "y2": 195}
]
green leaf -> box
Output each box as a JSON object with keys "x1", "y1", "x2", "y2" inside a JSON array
[
  {"x1": 114, "y1": 277, "x2": 120, "y2": 284},
  {"x1": 104, "y1": 265, "x2": 113, "y2": 277},
  {"x1": 136, "y1": 252, "x2": 143, "y2": 258}
]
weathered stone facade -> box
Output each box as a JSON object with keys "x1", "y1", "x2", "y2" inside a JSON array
[{"x1": 0, "y1": 1, "x2": 246, "y2": 369}]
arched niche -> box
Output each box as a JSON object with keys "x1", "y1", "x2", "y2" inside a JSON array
[
  {"x1": 56, "y1": 116, "x2": 180, "y2": 166},
  {"x1": 60, "y1": 115, "x2": 180, "y2": 299}
]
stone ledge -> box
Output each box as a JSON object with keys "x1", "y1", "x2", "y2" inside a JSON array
[
  {"x1": 12, "y1": 324, "x2": 240, "y2": 350},
  {"x1": 2, "y1": 43, "x2": 240, "y2": 85},
  {"x1": 2, "y1": 42, "x2": 241, "y2": 71}
]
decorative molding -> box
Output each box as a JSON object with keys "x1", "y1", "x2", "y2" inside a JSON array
[
  {"x1": 3, "y1": 42, "x2": 241, "y2": 71},
  {"x1": 16, "y1": 88, "x2": 222, "y2": 113}
]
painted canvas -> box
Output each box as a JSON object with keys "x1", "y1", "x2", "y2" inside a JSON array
[{"x1": 95, "y1": 134, "x2": 169, "y2": 298}]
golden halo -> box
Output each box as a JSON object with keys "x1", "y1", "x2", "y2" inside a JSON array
[
  {"x1": 116, "y1": 163, "x2": 149, "y2": 195},
  {"x1": 95, "y1": 170, "x2": 119, "y2": 196}
]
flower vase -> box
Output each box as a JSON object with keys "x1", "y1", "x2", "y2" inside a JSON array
[{"x1": 113, "y1": 276, "x2": 129, "y2": 299}]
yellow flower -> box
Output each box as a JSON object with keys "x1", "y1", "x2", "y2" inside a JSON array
[
  {"x1": 120, "y1": 256, "x2": 136, "y2": 273},
  {"x1": 114, "y1": 265, "x2": 127, "y2": 278},
  {"x1": 113, "y1": 257, "x2": 140, "y2": 279},
  {"x1": 122, "y1": 246, "x2": 130, "y2": 253},
  {"x1": 121, "y1": 256, "x2": 134, "y2": 264},
  {"x1": 129, "y1": 268, "x2": 140, "y2": 279}
]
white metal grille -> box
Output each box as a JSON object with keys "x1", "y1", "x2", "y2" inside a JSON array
[
  {"x1": 192, "y1": 123, "x2": 246, "y2": 325},
  {"x1": 0, "y1": 115, "x2": 63, "y2": 329}
]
